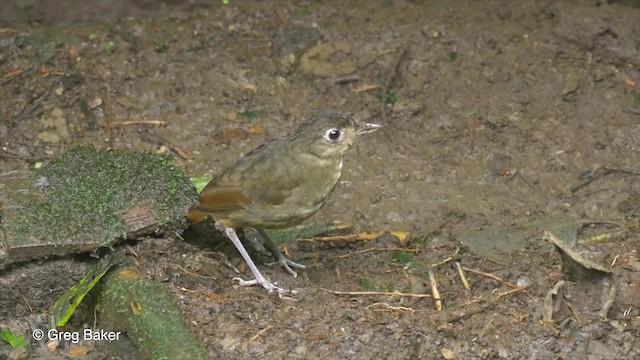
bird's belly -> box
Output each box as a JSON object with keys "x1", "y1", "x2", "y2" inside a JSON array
[
  {"x1": 228, "y1": 200, "x2": 324, "y2": 229},
  {"x1": 232, "y1": 178, "x2": 339, "y2": 229}
]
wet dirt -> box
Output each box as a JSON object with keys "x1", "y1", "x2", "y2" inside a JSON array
[{"x1": 1, "y1": 0, "x2": 640, "y2": 359}]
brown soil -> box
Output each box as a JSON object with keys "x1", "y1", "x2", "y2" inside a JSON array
[{"x1": 1, "y1": 0, "x2": 639, "y2": 359}]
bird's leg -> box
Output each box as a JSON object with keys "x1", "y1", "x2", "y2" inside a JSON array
[
  {"x1": 256, "y1": 228, "x2": 307, "y2": 278},
  {"x1": 219, "y1": 224, "x2": 296, "y2": 295}
]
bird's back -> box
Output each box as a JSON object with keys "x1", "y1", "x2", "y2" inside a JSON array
[{"x1": 188, "y1": 137, "x2": 343, "y2": 229}]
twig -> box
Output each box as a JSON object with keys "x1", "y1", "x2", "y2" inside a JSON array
[
  {"x1": 365, "y1": 302, "x2": 415, "y2": 312},
  {"x1": 335, "y1": 75, "x2": 360, "y2": 84},
  {"x1": 174, "y1": 264, "x2": 217, "y2": 280},
  {"x1": 379, "y1": 48, "x2": 408, "y2": 142},
  {"x1": 353, "y1": 84, "x2": 380, "y2": 93},
  {"x1": 1, "y1": 68, "x2": 26, "y2": 85},
  {"x1": 611, "y1": 243, "x2": 625, "y2": 267},
  {"x1": 462, "y1": 266, "x2": 533, "y2": 299},
  {"x1": 299, "y1": 232, "x2": 381, "y2": 243},
  {"x1": 445, "y1": 302, "x2": 497, "y2": 324},
  {"x1": 21, "y1": 295, "x2": 33, "y2": 313},
  {"x1": 199, "y1": 251, "x2": 242, "y2": 275},
  {"x1": 140, "y1": 132, "x2": 192, "y2": 160},
  {"x1": 335, "y1": 247, "x2": 419, "y2": 259},
  {"x1": 571, "y1": 167, "x2": 640, "y2": 193},
  {"x1": 623, "y1": 108, "x2": 640, "y2": 116},
  {"x1": 496, "y1": 286, "x2": 528, "y2": 299},
  {"x1": 381, "y1": 48, "x2": 407, "y2": 108},
  {"x1": 249, "y1": 326, "x2": 272, "y2": 342},
  {"x1": 428, "y1": 270, "x2": 442, "y2": 311},
  {"x1": 563, "y1": 299, "x2": 582, "y2": 326},
  {"x1": 106, "y1": 84, "x2": 113, "y2": 148},
  {"x1": 455, "y1": 262, "x2": 470, "y2": 289},
  {"x1": 14, "y1": 85, "x2": 48, "y2": 123},
  {"x1": 111, "y1": 120, "x2": 167, "y2": 127},
  {"x1": 430, "y1": 246, "x2": 460, "y2": 267},
  {"x1": 319, "y1": 287, "x2": 431, "y2": 298}
]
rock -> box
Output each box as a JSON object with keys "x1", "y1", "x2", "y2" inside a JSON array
[{"x1": 299, "y1": 41, "x2": 357, "y2": 77}]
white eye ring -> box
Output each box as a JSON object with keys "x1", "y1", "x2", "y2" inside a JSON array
[{"x1": 324, "y1": 128, "x2": 341, "y2": 142}]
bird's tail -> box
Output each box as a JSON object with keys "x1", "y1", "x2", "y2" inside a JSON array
[{"x1": 186, "y1": 206, "x2": 207, "y2": 223}]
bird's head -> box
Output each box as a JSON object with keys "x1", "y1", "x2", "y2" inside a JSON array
[{"x1": 291, "y1": 111, "x2": 381, "y2": 159}]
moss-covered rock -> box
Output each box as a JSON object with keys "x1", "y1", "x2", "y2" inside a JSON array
[{"x1": 0, "y1": 145, "x2": 197, "y2": 268}]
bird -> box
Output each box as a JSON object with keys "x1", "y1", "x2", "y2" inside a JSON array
[{"x1": 187, "y1": 111, "x2": 381, "y2": 294}]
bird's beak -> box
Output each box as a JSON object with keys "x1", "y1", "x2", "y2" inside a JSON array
[{"x1": 356, "y1": 122, "x2": 382, "y2": 136}]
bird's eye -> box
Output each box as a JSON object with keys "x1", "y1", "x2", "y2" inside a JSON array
[{"x1": 324, "y1": 128, "x2": 341, "y2": 142}]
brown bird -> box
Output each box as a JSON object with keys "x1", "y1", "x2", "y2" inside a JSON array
[{"x1": 188, "y1": 111, "x2": 381, "y2": 294}]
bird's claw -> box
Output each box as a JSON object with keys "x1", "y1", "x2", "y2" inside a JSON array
[
  {"x1": 232, "y1": 277, "x2": 298, "y2": 296},
  {"x1": 267, "y1": 259, "x2": 307, "y2": 278}
]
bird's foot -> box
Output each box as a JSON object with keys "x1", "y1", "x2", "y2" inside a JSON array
[
  {"x1": 222, "y1": 226, "x2": 299, "y2": 296},
  {"x1": 232, "y1": 277, "x2": 298, "y2": 296},
  {"x1": 267, "y1": 258, "x2": 307, "y2": 278},
  {"x1": 256, "y1": 228, "x2": 307, "y2": 278}
]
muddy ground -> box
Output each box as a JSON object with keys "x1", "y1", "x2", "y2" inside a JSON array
[{"x1": 1, "y1": 0, "x2": 640, "y2": 359}]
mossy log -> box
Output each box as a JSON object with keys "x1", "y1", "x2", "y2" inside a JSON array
[
  {"x1": 0, "y1": 145, "x2": 197, "y2": 270},
  {"x1": 97, "y1": 266, "x2": 209, "y2": 359},
  {"x1": 0, "y1": 145, "x2": 207, "y2": 356}
]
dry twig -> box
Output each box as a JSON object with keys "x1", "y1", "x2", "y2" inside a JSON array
[
  {"x1": 623, "y1": 108, "x2": 640, "y2": 116},
  {"x1": 140, "y1": 132, "x2": 192, "y2": 160},
  {"x1": 111, "y1": 120, "x2": 167, "y2": 127},
  {"x1": 319, "y1": 288, "x2": 431, "y2": 298},
  {"x1": 365, "y1": 302, "x2": 415, "y2": 312},
  {"x1": 462, "y1": 266, "x2": 533, "y2": 299},
  {"x1": 106, "y1": 84, "x2": 113, "y2": 148},
  {"x1": 428, "y1": 270, "x2": 442, "y2": 311},
  {"x1": 456, "y1": 262, "x2": 470, "y2": 289},
  {"x1": 563, "y1": 299, "x2": 582, "y2": 326},
  {"x1": 379, "y1": 48, "x2": 408, "y2": 143},
  {"x1": 174, "y1": 264, "x2": 217, "y2": 280},
  {"x1": 571, "y1": 167, "x2": 640, "y2": 193},
  {"x1": 249, "y1": 326, "x2": 272, "y2": 342},
  {"x1": 335, "y1": 247, "x2": 419, "y2": 259},
  {"x1": 496, "y1": 287, "x2": 528, "y2": 300},
  {"x1": 430, "y1": 246, "x2": 460, "y2": 267}
]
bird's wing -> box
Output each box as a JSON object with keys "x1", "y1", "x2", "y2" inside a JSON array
[
  {"x1": 195, "y1": 177, "x2": 249, "y2": 212},
  {"x1": 193, "y1": 139, "x2": 302, "y2": 213}
]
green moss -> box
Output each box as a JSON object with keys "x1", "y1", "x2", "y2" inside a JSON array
[
  {"x1": 357, "y1": 277, "x2": 375, "y2": 291},
  {"x1": 99, "y1": 267, "x2": 208, "y2": 359},
  {"x1": 391, "y1": 252, "x2": 414, "y2": 265},
  {"x1": 4, "y1": 144, "x2": 196, "y2": 247}
]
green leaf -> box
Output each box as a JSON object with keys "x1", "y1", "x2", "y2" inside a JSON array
[
  {"x1": 50, "y1": 254, "x2": 118, "y2": 327},
  {"x1": 0, "y1": 329, "x2": 27, "y2": 348},
  {"x1": 191, "y1": 176, "x2": 212, "y2": 193}
]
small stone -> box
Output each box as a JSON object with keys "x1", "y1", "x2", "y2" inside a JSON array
[
  {"x1": 220, "y1": 336, "x2": 238, "y2": 350},
  {"x1": 37, "y1": 131, "x2": 61, "y2": 143},
  {"x1": 89, "y1": 97, "x2": 103, "y2": 109},
  {"x1": 441, "y1": 348, "x2": 456, "y2": 360},
  {"x1": 280, "y1": 53, "x2": 296, "y2": 68},
  {"x1": 243, "y1": 84, "x2": 258, "y2": 94},
  {"x1": 8, "y1": 347, "x2": 28, "y2": 360},
  {"x1": 47, "y1": 339, "x2": 59, "y2": 352},
  {"x1": 248, "y1": 123, "x2": 263, "y2": 135},
  {"x1": 294, "y1": 345, "x2": 307, "y2": 356}
]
